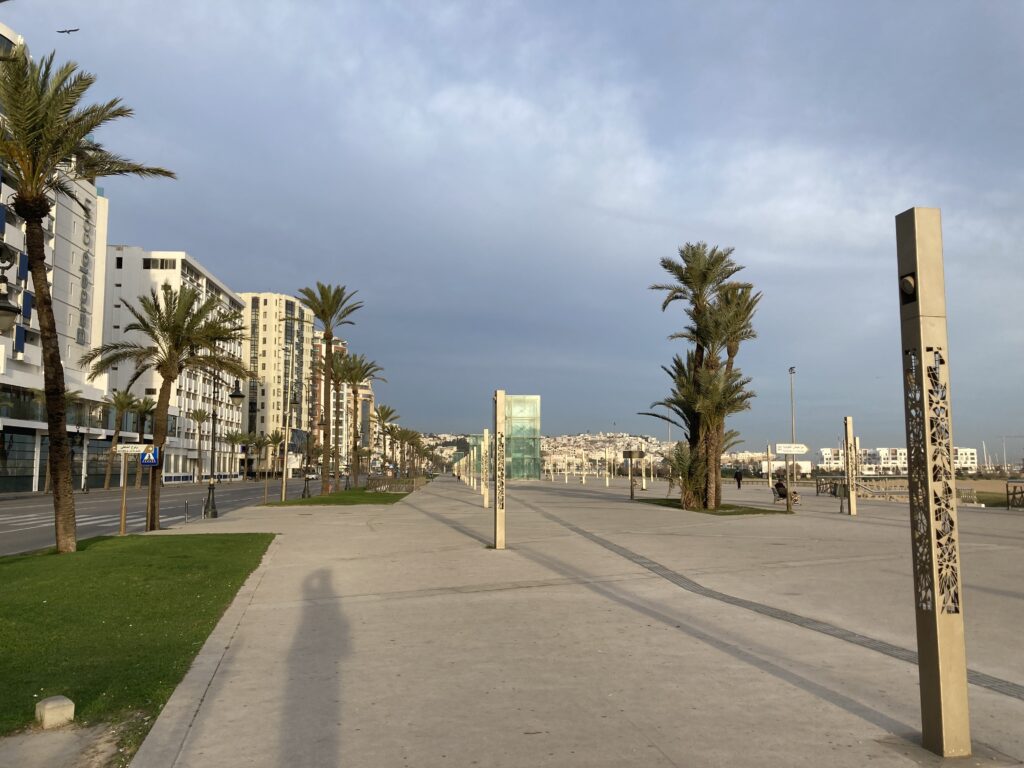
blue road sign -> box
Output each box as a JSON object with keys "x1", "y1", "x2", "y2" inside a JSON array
[{"x1": 140, "y1": 446, "x2": 159, "y2": 467}]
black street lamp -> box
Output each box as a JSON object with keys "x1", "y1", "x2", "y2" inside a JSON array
[{"x1": 204, "y1": 378, "x2": 245, "y2": 518}]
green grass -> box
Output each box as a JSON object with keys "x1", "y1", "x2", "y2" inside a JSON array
[
  {"x1": 267, "y1": 488, "x2": 408, "y2": 507},
  {"x1": 638, "y1": 497, "x2": 793, "y2": 515},
  {"x1": 975, "y1": 490, "x2": 1012, "y2": 508},
  {"x1": 0, "y1": 533, "x2": 273, "y2": 737}
]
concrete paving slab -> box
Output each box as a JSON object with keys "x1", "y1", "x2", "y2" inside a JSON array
[{"x1": 130, "y1": 477, "x2": 1024, "y2": 767}]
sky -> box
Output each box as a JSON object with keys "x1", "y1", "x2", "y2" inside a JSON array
[{"x1": 4, "y1": 1, "x2": 1022, "y2": 458}]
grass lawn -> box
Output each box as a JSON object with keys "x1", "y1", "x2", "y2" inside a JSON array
[
  {"x1": 267, "y1": 488, "x2": 408, "y2": 507},
  {"x1": 975, "y1": 490, "x2": 1010, "y2": 508},
  {"x1": 638, "y1": 497, "x2": 793, "y2": 515},
  {"x1": 0, "y1": 533, "x2": 273, "y2": 745}
]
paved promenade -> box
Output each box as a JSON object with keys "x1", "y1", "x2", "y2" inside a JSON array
[{"x1": 118, "y1": 477, "x2": 1024, "y2": 767}]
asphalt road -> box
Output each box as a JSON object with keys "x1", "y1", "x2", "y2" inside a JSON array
[{"x1": 0, "y1": 478, "x2": 322, "y2": 556}]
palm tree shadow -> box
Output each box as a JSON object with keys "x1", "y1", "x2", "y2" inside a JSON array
[{"x1": 280, "y1": 568, "x2": 350, "y2": 765}]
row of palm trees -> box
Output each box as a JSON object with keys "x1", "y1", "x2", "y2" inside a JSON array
[
  {"x1": 643, "y1": 242, "x2": 760, "y2": 510},
  {"x1": 0, "y1": 44, "x2": 426, "y2": 553}
]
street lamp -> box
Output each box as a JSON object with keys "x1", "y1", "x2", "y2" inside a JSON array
[
  {"x1": 0, "y1": 242, "x2": 22, "y2": 333},
  {"x1": 787, "y1": 366, "x2": 796, "y2": 514},
  {"x1": 203, "y1": 377, "x2": 245, "y2": 518}
]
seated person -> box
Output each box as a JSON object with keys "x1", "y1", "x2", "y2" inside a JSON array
[{"x1": 774, "y1": 479, "x2": 800, "y2": 503}]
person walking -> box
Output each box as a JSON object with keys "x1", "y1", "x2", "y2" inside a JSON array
[{"x1": 734, "y1": 468, "x2": 743, "y2": 489}]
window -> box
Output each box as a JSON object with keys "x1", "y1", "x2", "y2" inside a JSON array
[
  {"x1": 261, "y1": 363, "x2": 266, "y2": 370},
  {"x1": 145, "y1": 388, "x2": 156, "y2": 395},
  {"x1": 114, "y1": 283, "x2": 121, "y2": 288},
  {"x1": 115, "y1": 257, "x2": 123, "y2": 269}
]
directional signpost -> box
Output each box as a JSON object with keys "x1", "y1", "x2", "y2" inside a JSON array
[
  {"x1": 774, "y1": 443, "x2": 808, "y2": 455},
  {"x1": 114, "y1": 444, "x2": 156, "y2": 535},
  {"x1": 775, "y1": 444, "x2": 807, "y2": 512},
  {"x1": 623, "y1": 450, "x2": 645, "y2": 500}
]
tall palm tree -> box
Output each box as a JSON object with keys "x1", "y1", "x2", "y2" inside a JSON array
[
  {"x1": 80, "y1": 284, "x2": 248, "y2": 530},
  {"x1": 0, "y1": 46, "x2": 174, "y2": 553},
  {"x1": 648, "y1": 242, "x2": 758, "y2": 509},
  {"x1": 133, "y1": 397, "x2": 156, "y2": 489},
  {"x1": 223, "y1": 431, "x2": 246, "y2": 481},
  {"x1": 335, "y1": 354, "x2": 385, "y2": 489},
  {"x1": 297, "y1": 283, "x2": 362, "y2": 495},
  {"x1": 386, "y1": 423, "x2": 401, "y2": 476},
  {"x1": 251, "y1": 433, "x2": 270, "y2": 483},
  {"x1": 374, "y1": 405, "x2": 399, "y2": 474},
  {"x1": 189, "y1": 408, "x2": 210, "y2": 483},
  {"x1": 102, "y1": 389, "x2": 137, "y2": 490},
  {"x1": 266, "y1": 430, "x2": 285, "y2": 503},
  {"x1": 37, "y1": 389, "x2": 80, "y2": 494}
]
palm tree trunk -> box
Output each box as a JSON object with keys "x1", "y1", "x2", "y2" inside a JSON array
[
  {"x1": 26, "y1": 221, "x2": 76, "y2": 553},
  {"x1": 147, "y1": 379, "x2": 174, "y2": 530},
  {"x1": 321, "y1": 337, "x2": 333, "y2": 495}
]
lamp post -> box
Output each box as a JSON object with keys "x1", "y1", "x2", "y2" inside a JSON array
[
  {"x1": 204, "y1": 377, "x2": 245, "y2": 518},
  {"x1": 787, "y1": 366, "x2": 796, "y2": 514}
]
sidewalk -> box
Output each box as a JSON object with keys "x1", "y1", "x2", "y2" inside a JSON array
[{"x1": 111, "y1": 476, "x2": 1024, "y2": 767}]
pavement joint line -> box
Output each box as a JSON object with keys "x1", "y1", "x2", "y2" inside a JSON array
[{"x1": 511, "y1": 498, "x2": 1024, "y2": 703}]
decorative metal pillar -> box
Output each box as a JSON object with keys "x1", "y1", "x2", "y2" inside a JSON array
[
  {"x1": 482, "y1": 428, "x2": 490, "y2": 508},
  {"x1": 843, "y1": 416, "x2": 857, "y2": 516},
  {"x1": 896, "y1": 207, "x2": 970, "y2": 757},
  {"x1": 493, "y1": 390, "x2": 506, "y2": 550}
]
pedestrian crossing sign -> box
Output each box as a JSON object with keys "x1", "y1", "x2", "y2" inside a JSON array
[{"x1": 140, "y1": 446, "x2": 159, "y2": 467}]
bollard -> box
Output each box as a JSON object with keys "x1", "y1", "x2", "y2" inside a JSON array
[{"x1": 184, "y1": 500, "x2": 188, "y2": 523}]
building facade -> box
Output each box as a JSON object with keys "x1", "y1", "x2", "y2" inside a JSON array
[
  {"x1": 0, "y1": 19, "x2": 115, "y2": 491},
  {"x1": 238, "y1": 292, "x2": 316, "y2": 476},
  {"x1": 103, "y1": 246, "x2": 246, "y2": 482}
]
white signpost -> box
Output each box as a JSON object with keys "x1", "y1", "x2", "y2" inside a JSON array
[
  {"x1": 114, "y1": 444, "x2": 153, "y2": 535},
  {"x1": 116, "y1": 443, "x2": 152, "y2": 454},
  {"x1": 774, "y1": 443, "x2": 808, "y2": 455}
]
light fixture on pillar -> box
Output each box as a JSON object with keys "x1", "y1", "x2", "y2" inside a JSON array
[
  {"x1": 0, "y1": 243, "x2": 22, "y2": 333},
  {"x1": 229, "y1": 379, "x2": 245, "y2": 405}
]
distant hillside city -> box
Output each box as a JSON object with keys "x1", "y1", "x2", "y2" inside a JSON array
[{"x1": 423, "y1": 433, "x2": 984, "y2": 476}]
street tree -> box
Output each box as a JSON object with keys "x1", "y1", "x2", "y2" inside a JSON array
[
  {"x1": 80, "y1": 284, "x2": 249, "y2": 529},
  {"x1": 297, "y1": 283, "x2": 362, "y2": 494},
  {"x1": 0, "y1": 46, "x2": 174, "y2": 552}
]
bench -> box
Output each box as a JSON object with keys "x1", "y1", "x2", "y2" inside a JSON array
[{"x1": 772, "y1": 487, "x2": 800, "y2": 505}]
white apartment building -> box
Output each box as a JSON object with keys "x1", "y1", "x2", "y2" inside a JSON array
[
  {"x1": 238, "y1": 292, "x2": 316, "y2": 477},
  {"x1": 103, "y1": 246, "x2": 246, "y2": 482},
  {"x1": 0, "y1": 20, "x2": 114, "y2": 492},
  {"x1": 816, "y1": 446, "x2": 977, "y2": 474},
  {"x1": 953, "y1": 447, "x2": 978, "y2": 473}
]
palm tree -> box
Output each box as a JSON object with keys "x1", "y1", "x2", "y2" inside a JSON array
[
  {"x1": 80, "y1": 284, "x2": 248, "y2": 530},
  {"x1": 102, "y1": 389, "x2": 137, "y2": 490},
  {"x1": 648, "y1": 242, "x2": 758, "y2": 509},
  {"x1": 386, "y1": 423, "x2": 401, "y2": 476},
  {"x1": 133, "y1": 397, "x2": 156, "y2": 489},
  {"x1": 38, "y1": 389, "x2": 80, "y2": 494},
  {"x1": 223, "y1": 431, "x2": 246, "y2": 480},
  {"x1": 266, "y1": 430, "x2": 285, "y2": 503},
  {"x1": 189, "y1": 408, "x2": 211, "y2": 483},
  {"x1": 335, "y1": 354, "x2": 385, "y2": 489},
  {"x1": 297, "y1": 283, "x2": 362, "y2": 494},
  {"x1": 0, "y1": 46, "x2": 174, "y2": 553},
  {"x1": 374, "y1": 405, "x2": 399, "y2": 475},
  {"x1": 251, "y1": 433, "x2": 270, "y2": 484}
]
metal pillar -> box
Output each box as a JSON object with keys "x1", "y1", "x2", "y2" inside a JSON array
[
  {"x1": 843, "y1": 416, "x2": 857, "y2": 516},
  {"x1": 493, "y1": 390, "x2": 506, "y2": 550},
  {"x1": 896, "y1": 207, "x2": 970, "y2": 757}
]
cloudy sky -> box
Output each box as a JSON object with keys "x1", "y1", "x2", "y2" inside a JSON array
[{"x1": 5, "y1": 2, "x2": 1022, "y2": 457}]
